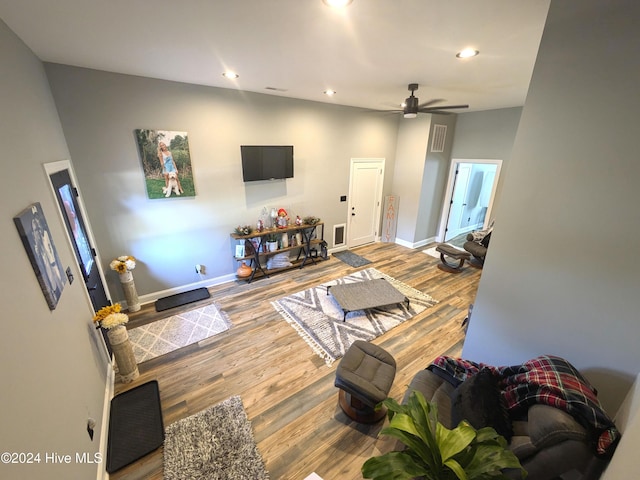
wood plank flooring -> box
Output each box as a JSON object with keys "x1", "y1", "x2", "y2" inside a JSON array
[{"x1": 110, "y1": 242, "x2": 481, "y2": 480}]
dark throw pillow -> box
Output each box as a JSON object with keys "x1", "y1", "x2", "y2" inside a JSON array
[
  {"x1": 451, "y1": 368, "x2": 513, "y2": 441},
  {"x1": 480, "y1": 231, "x2": 492, "y2": 248}
]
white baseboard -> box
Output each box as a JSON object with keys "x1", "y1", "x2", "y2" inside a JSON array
[
  {"x1": 120, "y1": 273, "x2": 237, "y2": 309},
  {"x1": 395, "y1": 236, "x2": 437, "y2": 249},
  {"x1": 98, "y1": 360, "x2": 115, "y2": 480},
  {"x1": 127, "y1": 235, "x2": 436, "y2": 310}
]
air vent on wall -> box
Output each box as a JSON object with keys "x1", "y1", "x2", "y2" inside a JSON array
[{"x1": 431, "y1": 124, "x2": 447, "y2": 152}]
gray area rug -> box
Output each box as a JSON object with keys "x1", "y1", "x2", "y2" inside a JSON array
[
  {"x1": 164, "y1": 395, "x2": 269, "y2": 480},
  {"x1": 332, "y1": 250, "x2": 371, "y2": 267},
  {"x1": 128, "y1": 303, "x2": 231, "y2": 363},
  {"x1": 272, "y1": 267, "x2": 438, "y2": 365}
]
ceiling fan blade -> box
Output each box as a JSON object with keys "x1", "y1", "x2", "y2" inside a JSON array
[
  {"x1": 418, "y1": 99, "x2": 446, "y2": 108},
  {"x1": 419, "y1": 104, "x2": 469, "y2": 112},
  {"x1": 371, "y1": 108, "x2": 404, "y2": 113}
]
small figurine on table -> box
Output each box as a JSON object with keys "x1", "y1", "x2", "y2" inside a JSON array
[
  {"x1": 277, "y1": 208, "x2": 289, "y2": 228},
  {"x1": 295, "y1": 215, "x2": 303, "y2": 226}
]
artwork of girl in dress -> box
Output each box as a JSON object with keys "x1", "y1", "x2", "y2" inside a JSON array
[
  {"x1": 14, "y1": 203, "x2": 66, "y2": 310},
  {"x1": 134, "y1": 129, "x2": 196, "y2": 199}
]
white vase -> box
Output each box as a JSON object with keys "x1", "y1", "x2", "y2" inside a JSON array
[
  {"x1": 118, "y1": 271, "x2": 140, "y2": 312},
  {"x1": 107, "y1": 325, "x2": 139, "y2": 383}
]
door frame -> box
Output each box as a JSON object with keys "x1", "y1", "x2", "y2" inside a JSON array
[
  {"x1": 445, "y1": 163, "x2": 472, "y2": 240},
  {"x1": 437, "y1": 158, "x2": 502, "y2": 242},
  {"x1": 347, "y1": 158, "x2": 385, "y2": 248},
  {"x1": 43, "y1": 160, "x2": 112, "y2": 355}
]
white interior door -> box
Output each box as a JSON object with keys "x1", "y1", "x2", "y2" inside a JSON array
[
  {"x1": 445, "y1": 163, "x2": 471, "y2": 240},
  {"x1": 347, "y1": 159, "x2": 384, "y2": 247},
  {"x1": 438, "y1": 159, "x2": 502, "y2": 243}
]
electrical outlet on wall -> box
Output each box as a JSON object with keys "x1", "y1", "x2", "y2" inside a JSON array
[{"x1": 195, "y1": 264, "x2": 205, "y2": 274}]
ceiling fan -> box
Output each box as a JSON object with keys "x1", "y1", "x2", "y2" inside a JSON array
[{"x1": 391, "y1": 83, "x2": 469, "y2": 118}]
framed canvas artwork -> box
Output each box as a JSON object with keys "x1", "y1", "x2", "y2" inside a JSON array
[
  {"x1": 134, "y1": 129, "x2": 196, "y2": 199},
  {"x1": 14, "y1": 202, "x2": 66, "y2": 310}
]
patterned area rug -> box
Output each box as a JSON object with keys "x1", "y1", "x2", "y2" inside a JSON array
[
  {"x1": 128, "y1": 303, "x2": 231, "y2": 363},
  {"x1": 272, "y1": 267, "x2": 438, "y2": 365},
  {"x1": 164, "y1": 396, "x2": 269, "y2": 480}
]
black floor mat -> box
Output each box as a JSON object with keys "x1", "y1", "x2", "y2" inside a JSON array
[
  {"x1": 154, "y1": 287, "x2": 211, "y2": 312},
  {"x1": 106, "y1": 381, "x2": 164, "y2": 473}
]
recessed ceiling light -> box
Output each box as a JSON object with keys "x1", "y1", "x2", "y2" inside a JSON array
[
  {"x1": 222, "y1": 71, "x2": 239, "y2": 79},
  {"x1": 322, "y1": 0, "x2": 353, "y2": 7},
  {"x1": 456, "y1": 48, "x2": 479, "y2": 59},
  {"x1": 324, "y1": 89, "x2": 337, "y2": 96}
]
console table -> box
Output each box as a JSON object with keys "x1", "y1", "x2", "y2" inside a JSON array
[{"x1": 230, "y1": 222, "x2": 326, "y2": 282}]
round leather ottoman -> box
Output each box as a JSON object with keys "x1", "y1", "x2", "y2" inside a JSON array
[{"x1": 334, "y1": 340, "x2": 396, "y2": 423}]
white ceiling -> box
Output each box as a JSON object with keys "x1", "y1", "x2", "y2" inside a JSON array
[{"x1": 0, "y1": 0, "x2": 550, "y2": 113}]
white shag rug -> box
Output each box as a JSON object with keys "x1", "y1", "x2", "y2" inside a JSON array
[{"x1": 164, "y1": 395, "x2": 269, "y2": 480}]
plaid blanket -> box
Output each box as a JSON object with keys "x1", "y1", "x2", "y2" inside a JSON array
[{"x1": 430, "y1": 355, "x2": 620, "y2": 457}]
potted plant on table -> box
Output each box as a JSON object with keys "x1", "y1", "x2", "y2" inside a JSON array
[
  {"x1": 265, "y1": 233, "x2": 279, "y2": 252},
  {"x1": 361, "y1": 391, "x2": 525, "y2": 480}
]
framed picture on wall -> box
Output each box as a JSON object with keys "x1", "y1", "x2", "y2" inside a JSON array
[
  {"x1": 14, "y1": 202, "x2": 67, "y2": 310},
  {"x1": 134, "y1": 129, "x2": 196, "y2": 199}
]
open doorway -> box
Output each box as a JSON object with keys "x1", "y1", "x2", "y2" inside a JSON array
[{"x1": 439, "y1": 159, "x2": 502, "y2": 243}]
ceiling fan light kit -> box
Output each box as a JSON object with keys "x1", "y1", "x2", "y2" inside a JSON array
[
  {"x1": 456, "y1": 48, "x2": 479, "y2": 58},
  {"x1": 322, "y1": 0, "x2": 353, "y2": 7}
]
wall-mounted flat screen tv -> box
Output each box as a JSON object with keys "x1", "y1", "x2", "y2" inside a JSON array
[{"x1": 241, "y1": 145, "x2": 294, "y2": 182}]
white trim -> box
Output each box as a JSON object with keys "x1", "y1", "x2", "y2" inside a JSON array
[
  {"x1": 43, "y1": 161, "x2": 112, "y2": 304},
  {"x1": 97, "y1": 361, "x2": 115, "y2": 480},
  {"x1": 333, "y1": 223, "x2": 347, "y2": 248},
  {"x1": 43, "y1": 160, "x2": 112, "y2": 363},
  {"x1": 437, "y1": 158, "x2": 502, "y2": 242},
  {"x1": 347, "y1": 158, "x2": 385, "y2": 248},
  {"x1": 395, "y1": 236, "x2": 437, "y2": 250},
  {"x1": 135, "y1": 273, "x2": 237, "y2": 307}
]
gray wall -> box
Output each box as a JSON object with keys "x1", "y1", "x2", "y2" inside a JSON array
[
  {"x1": 0, "y1": 20, "x2": 108, "y2": 479},
  {"x1": 392, "y1": 113, "x2": 457, "y2": 246},
  {"x1": 450, "y1": 107, "x2": 522, "y2": 215},
  {"x1": 462, "y1": 0, "x2": 640, "y2": 413},
  {"x1": 44, "y1": 64, "x2": 400, "y2": 302},
  {"x1": 417, "y1": 114, "x2": 458, "y2": 243},
  {"x1": 392, "y1": 116, "x2": 431, "y2": 244}
]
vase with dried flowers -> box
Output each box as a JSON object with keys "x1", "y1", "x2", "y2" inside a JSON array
[
  {"x1": 94, "y1": 304, "x2": 139, "y2": 383},
  {"x1": 110, "y1": 255, "x2": 140, "y2": 312}
]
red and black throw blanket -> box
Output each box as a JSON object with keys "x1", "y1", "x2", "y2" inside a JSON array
[{"x1": 430, "y1": 354, "x2": 620, "y2": 458}]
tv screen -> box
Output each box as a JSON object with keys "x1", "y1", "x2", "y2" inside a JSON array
[{"x1": 241, "y1": 145, "x2": 294, "y2": 182}]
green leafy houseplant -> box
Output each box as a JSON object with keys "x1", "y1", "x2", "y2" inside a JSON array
[{"x1": 362, "y1": 391, "x2": 526, "y2": 480}]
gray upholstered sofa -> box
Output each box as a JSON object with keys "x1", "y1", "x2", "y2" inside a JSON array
[{"x1": 402, "y1": 367, "x2": 610, "y2": 480}]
